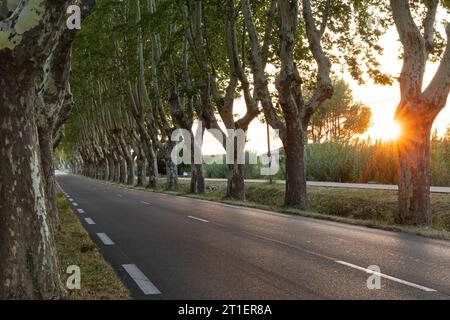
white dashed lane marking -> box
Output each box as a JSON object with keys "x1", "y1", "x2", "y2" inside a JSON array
[
  {"x1": 84, "y1": 218, "x2": 96, "y2": 225},
  {"x1": 122, "y1": 264, "x2": 161, "y2": 295},
  {"x1": 96, "y1": 233, "x2": 114, "y2": 245}
]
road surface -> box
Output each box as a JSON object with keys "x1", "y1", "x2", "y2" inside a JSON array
[
  {"x1": 57, "y1": 173, "x2": 450, "y2": 299},
  {"x1": 178, "y1": 177, "x2": 450, "y2": 194}
]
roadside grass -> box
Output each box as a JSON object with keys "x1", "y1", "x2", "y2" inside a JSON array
[
  {"x1": 86, "y1": 176, "x2": 450, "y2": 240},
  {"x1": 56, "y1": 192, "x2": 129, "y2": 300}
]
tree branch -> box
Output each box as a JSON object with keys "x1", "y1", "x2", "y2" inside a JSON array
[
  {"x1": 240, "y1": 0, "x2": 286, "y2": 141},
  {"x1": 423, "y1": 0, "x2": 439, "y2": 55},
  {"x1": 390, "y1": 0, "x2": 426, "y2": 100},
  {"x1": 421, "y1": 23, "x2": 450, "y2": 116},
  {"x1": 318, "y1": 0, "x2": 331, "y2": 37},
  {"x1": 302, "y1": 0, "x2": 333, "y2": 118}
]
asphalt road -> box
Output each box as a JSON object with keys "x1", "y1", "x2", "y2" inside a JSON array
[{"x1": 56, "y1": 173, "x2": 450, "y2": 300}]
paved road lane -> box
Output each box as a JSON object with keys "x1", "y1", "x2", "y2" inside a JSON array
[{"x1": 57, "y1": 174, "x2": 450, "y2": 300}]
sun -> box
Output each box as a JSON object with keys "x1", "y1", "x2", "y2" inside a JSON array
[
  {"x1": 385, "y1": 121, "x2": 401, "y2": 140},
  {"x1": 365, "y1": 120, "x2": 401, "y2": 141}
]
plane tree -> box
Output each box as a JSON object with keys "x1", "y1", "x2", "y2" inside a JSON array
[
  {"x1": 241, "y1": 0, "x2": 390, "y2": 208},
  {"x1": 0, "y1": 0, "x2": 95, "y2": 299},
  {"x1": 182, "y1": 0, "x2": 271, "y2": 200},
  {"x1": 389, "y1": 0, "x2": 450, "y2": 225}
]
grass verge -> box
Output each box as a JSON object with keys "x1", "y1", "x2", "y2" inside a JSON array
[{"x1": 56, "y1": 192, "x2": 129, "y2": 299}]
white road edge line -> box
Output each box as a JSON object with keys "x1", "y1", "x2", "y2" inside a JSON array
[
  {"x1": 140, "y1": 201, "x2": 150, "y2": 205},
  {"x1": 77, "y1": 208, "x2": 85, "y2": 214},
  {"x1": 188, "y1": 216, "x2": 209, "y2": 223},
  {"x1": 96, "y1": 233, "x2": 114, "y2": 245},
  {"x1": 122, "y1": 264, "x2": 161, "y2": 295},
  {"x1": 69, "y1": 198, "x2": 74, "y2": 202},
  {"x1": 335, "y1": 260, "x2": 437, "y2": 292},
  {"x1": 193, "y1": 199, "x2": 211, "y2": 204},
  {"x1": 72, "y1": 202, "x2": 79, "y2": 206},
  {"x1": 84, "y1": 218, "x2": 96, "y2": 225}
]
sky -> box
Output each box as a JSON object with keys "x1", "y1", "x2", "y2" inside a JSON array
[
  {"x1": 200, "y1": 15, "x2": 449, "y2": 156},
  {"x1": 347, "y1": 25, "x2": 449, "y2": 142}
]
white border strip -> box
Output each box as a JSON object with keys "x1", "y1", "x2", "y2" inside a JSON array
[
  {"x1": 335, "y1": 260, "x2": 437, "y2": 292},
  {"x1": 188, "y1": 216, "x2": 209, "y2": 223}
]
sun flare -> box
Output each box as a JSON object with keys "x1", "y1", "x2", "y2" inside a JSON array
[{"x1": 366, "y1": 120, "x2": 401, "y2": 141}]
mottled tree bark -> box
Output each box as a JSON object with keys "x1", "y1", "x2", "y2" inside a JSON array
[
  {"x1": 0, "y1": 0, "x2": 93, "y2": 299},
  {"x1": 166, "y1": 154, "x2": 178, "y2": 191},
  {"x1": 0, "y1": 82, "x2": 63, "y2": 299},
  {"x1": 136, "y1": 148, "x2": 146, "y2": 187},
  {"x1": 284, "y1": 123, "x2": 308, "y2": 208},
  {"x1": 37, "y1": 126, "x2": 60, "y2": 233},
  {"x1": 396, "y1": 108, "x2": 433, "y2": 225}
]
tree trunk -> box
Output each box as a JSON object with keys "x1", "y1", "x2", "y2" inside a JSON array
[
  {"x1": 396, "y1": 114, "x2": 433, "y2": 225},
  {"x1": 226, "y1": 164, "x2": 245, "y2": 200},
  {"x1": 136, "y1": 154, "x2": 146, "y2": 187},
  {"x1": 103, "y1": 158, "x2": 109, "y2": 180},
  {"x1": 0, "y1": 84, "x2": 64, "y2": 299},
  {"x1": 108, "y1": 157, "x2": 115, "y2": 181},
  {"x1": 90, "y1": 163, "x2": 96, "y2": 178},
  {"x1": 37, "y1": 126, "x2": 60, "y2": 233},
  {"x1": 166, "y1": 160, "x2": 178, "y2": 191},
  {"x1": 284, "y1": 124, "x2": 308, "y2": 209},
  {"x1": 126, "y1": 158, "x2": 134, "y2": 185},
  {"x1": 188, "y1": 128, "x2": 205, "y2": 193},
  {"x1": 147, "y1": 158, "x2": 158, "y2": 189},
  {"x1": 225, "y1": 139, "x2": 246, "y2": 200},
  {"x1": 190, "y1": 164, "x2": 205, "y2": 194},
  {"x1": 119, "y1": 159, "x2": 126, "y2": 184},
  {"x1": 114, "y1": 160, "x2": 120, "y2": 182}
]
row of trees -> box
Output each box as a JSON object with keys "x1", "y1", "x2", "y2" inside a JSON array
[
  {"x1": 63, "y1": 0, "x2": 449, "y2": 224},
  {"x1": 62, "y1": 0, "x2": 387, "y2": 203}
]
